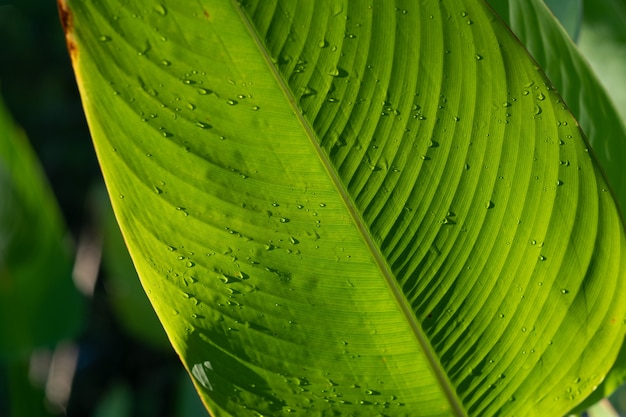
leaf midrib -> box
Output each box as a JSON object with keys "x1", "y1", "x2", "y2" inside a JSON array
[{"x1": 232, "y1": 2, "x2": 466, "y2": 415}]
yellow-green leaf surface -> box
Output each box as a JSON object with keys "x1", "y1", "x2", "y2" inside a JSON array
[
  {"x1": 487, "y1": 1, "x2": 626, "y2": 409},
  {"x1": 61, "y1": 0, "x2": 626, "y2": 416},
  {"x1": 496, "y1": 0, "x2": 626, "y2": 224}
]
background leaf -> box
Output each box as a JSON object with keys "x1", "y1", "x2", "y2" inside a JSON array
[
  {"x1": 578, "y1": 0, "x2": 626, "y2": 124},
  {"x1": 0, "y1": 92, "x2": 84, "y2": 416},
  {"x1": 544, "y1": 0, "x2": 583, "y2": 42},
  {"x1": 97, "y1": 186, "x2": 171, "y2": 350},
  {"x1": 63, "y1": 0, "x2": 626, "y2": 416},
  {"x1": 0, "y1": 94, "x2": 83, "y2": 359}
]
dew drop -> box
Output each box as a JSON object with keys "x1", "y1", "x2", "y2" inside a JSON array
[
  {"x1": 98, "y1": 35, "x2": 111, "y2": 42},
  {"x1": 328, "y1": 67, "x2": 348, "y2": 78},
  {"x1": 560, "y1": 289, "x2": 569, "y2": 294},
  {"x1": 154, "y1": 4, "x2": 167, "y2": 15},
  {"x1": 485, "y1": 200, "x2": 495, "y2": 209}
]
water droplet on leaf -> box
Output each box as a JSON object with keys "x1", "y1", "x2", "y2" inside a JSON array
[{"x1": 153, "y1": 4, "x2": 167, "y2": 15}]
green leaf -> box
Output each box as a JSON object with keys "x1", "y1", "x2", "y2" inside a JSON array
[
  {"x1": 97, "y1": 185, "x2": 171, "y2": 350},
  {"x1": 62, "y1": 1, "x2": 626, "y2": 416},
  {"x1": 578, "y1": 0, "x2": 626, "y2": 124},
  {"x1": 0, "y1": 94, "x2": 83, "y2": 359},
  {"x1": 544, "y1": 0, "x2": 583, "y2": 42},
  {"x1": 486, "y1": 0, "x2": 626, "y2": 410},
  {"x1": 492, "y1": 0, "x2": 626, "y2": 226}
]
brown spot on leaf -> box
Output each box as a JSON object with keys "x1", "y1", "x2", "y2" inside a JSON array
[
  {"x1": 203, "y1": 9, "x2": 210, "y2": 19},
  {"x1": 57, "y1": 0, "x2": 77, "y2": 59}
]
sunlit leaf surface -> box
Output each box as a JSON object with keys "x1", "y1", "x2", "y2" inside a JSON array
[
  {"x1": 61, "y1": 0, "x2": 626, "y2": 415},
  {"x1": 494, "y1": 0, "x2": 626, "y2": 226}
]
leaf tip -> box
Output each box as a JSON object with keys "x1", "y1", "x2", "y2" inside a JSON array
[{"x1": 57, "y1": 0, "x2": 77, "y2": 59}]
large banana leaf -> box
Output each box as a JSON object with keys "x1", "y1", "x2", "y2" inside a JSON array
[{"x1": 60, "y1": 0, "x2": 626, "y2": 416}]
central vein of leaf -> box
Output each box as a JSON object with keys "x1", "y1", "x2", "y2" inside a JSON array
[{"x1": 232, "y1": 2, "x2": 466, "y2": 415}]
